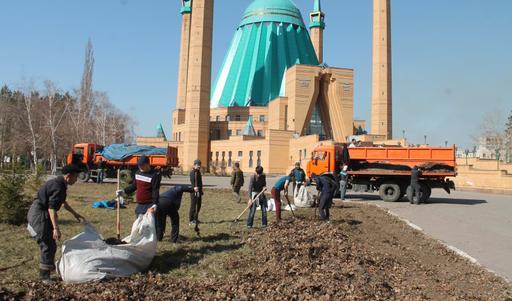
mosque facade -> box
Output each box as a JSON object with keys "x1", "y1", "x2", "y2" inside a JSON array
[{"x1": 137, "y1": 0, "x2": 394, "y2": 173}]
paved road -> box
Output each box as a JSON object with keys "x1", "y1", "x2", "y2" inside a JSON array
[{"x1": 165, "y1": 175, "x2": 512, "y2": 281}]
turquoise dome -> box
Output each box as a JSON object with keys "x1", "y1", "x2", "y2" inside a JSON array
[
  {"x1": 240, "y1": 0, "x2": 305, "y2": 28},
  {"x1": 211, "y1": 0, "x2": 319, "y2": 108}
]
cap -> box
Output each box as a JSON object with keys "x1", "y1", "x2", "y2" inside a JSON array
[
  {"x1": 194, "y1": 159, "x2": 201, "y2": 166},
  {"x1": 137, "y1": 156, "x2": 150, "y2": 167}
]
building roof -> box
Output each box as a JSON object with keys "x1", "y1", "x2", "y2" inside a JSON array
[
  {"x1": 240, "y1": 0, "x2": 305, "y2": 28},
  {"x1": 211, "y1": 0, "x2": 319, "y2": 108}
]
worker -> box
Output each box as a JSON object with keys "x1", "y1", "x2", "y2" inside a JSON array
[
  {"x1": 118, "y1": 156, "x2": 162, "y2": 217},
  {"x1": 339, "y1": 166, "x2": 349, "y2": 200},
  {"x1": 271, "y1": 175, "x2": 291, "y2": 222},
  {"x1": 157, "y1": 185, "x2": 194, "y2": 243},
  {"x1": 312, "y1": 173, "x2": 338, "y2": 222},
  {"x1": 27, "y1": 165, "x2": 86, "y2": 283},
  {"x1": 97, "y1": 158, "x2": 106, "y2": 184},
  {"x1": 349, "y1": 138, "x2": 357, "y2": 148},
  {"x1": 341, "y1": 144, "x2": 350, "y2": 168},
  {"x1": 230, "y1": 162, "x2": 244, "y2": 203},
  {"x1": 410, "y1": 166, "x2": 422, "y2": 204},
  {"x1": 247, "y1": 166, "x2": 267, "y2": 229},
  {"x1": 189, "y1": 159, "x2": 203, "y2": 226},
  {"x1": 289, "y1": 162, "x2": 306, "y2": 197}
]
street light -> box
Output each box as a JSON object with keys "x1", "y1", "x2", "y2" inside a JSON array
[
  {"x1": 402, "y1": 130, "x2": 405, "y2": 139},
  {"x1": 496, "y1": 148, "x2": 501, "y2": 170},
  {"x1": 424, "y1": 135, "x2": 427, "y2": 146}
]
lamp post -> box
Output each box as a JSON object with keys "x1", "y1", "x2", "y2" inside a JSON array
[{"x1": 496, "y1": 148, "x2": 501, "y2": 170}]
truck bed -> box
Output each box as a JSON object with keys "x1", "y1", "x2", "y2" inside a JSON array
[{"x1": 349, "y1": 146, "x2": 456, "y2": 170}]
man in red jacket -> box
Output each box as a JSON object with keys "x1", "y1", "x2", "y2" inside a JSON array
[{"x1": 118, "y1": 156, "x2": 162, "y2": 217}]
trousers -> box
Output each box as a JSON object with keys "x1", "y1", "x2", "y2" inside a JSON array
[
  {"x1": 271, "y1": 188, "x2": 282, "y2": 221},
  {"x1": 156, "y1": 203, "x2": 180, "y2": 242},
  {"x1": 189, "y1": 193, "x2": 202, "y2": 222},
  {"x1": 319, "y1": 192, "x2": 333, "y2": 221},
  {"x1": 247, "y1": 192, "x2": 267, "y2": 227},
  {"x1": 27, "y1": 201, "x2": 57, "y2": 271}
]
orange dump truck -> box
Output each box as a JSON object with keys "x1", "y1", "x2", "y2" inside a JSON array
[
  {"x1": 307, "y1": 144, "x2": 457, "y2": 203},
  {"x1": 67, "y1": 143, "x2": 179, "y2": 182}
]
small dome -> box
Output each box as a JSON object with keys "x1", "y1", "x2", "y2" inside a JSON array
[{"x1": 240, "y1": 0, "x2": 305, "y2": 28}]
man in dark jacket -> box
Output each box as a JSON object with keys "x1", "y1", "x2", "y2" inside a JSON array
[
  {"x1": 312, "y1": 174, "x2": 338, "y2": 222},
  {"x1": 247, "y1": 166, "x2": 267, "y2": 228},
  {"x1": 119, "y1": 156, "x2": 162, "y2": 217},
  {"x1": 189, "y1": 159, "x2": 203, "y2": 225},
  {"x1": 230, "y1": 162, "x2": 244, "y2": 203},
  {"x1": 410, "y1": 166, "x2": 422, "y2": 204},
  {"x1": 289, "y1": 162, "x2": 306, "y2": 196},
  {"x1": 27, "y1": 165, "x2": 85, "y2": 283},
  {"x1": 157, "y1": 185, "x2": 194, "y2": 243}
]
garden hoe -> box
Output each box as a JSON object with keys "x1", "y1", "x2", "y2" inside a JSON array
[{"x1": 233, "y1": 188, "x2": 267, "y2": 223}]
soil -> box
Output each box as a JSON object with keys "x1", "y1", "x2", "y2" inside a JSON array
[{"x1": 2, "y1": 204, "x2": 511, "y2": 300}]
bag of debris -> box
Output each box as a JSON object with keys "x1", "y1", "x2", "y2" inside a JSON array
[
  {"x1": 294, "y1": 186, "x2": 313, "y2": 208},
  {"x1": 57, "y1": 213, "x2": 157, "y2": 283}
]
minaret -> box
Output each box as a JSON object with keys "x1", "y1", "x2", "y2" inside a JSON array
[
  {"x1": 371, "y1": 0, "x2": 393, "y2": 139},
  {"x1": 309, "y1": 0, "x2": 325, "y2": 64},
  {"x1": 176, "y1": 0, "x2": 192, "y2": 111},
  {"x1": 182, "y1": 0, "x2": 214, "y2": 171}
]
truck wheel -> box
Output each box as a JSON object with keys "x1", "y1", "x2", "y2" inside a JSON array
[
  {"x1": 78, "y1": 171, "x2": 90, "y2": 183},
  {"x1": 420, "y1": 183, "x2": 431, "y2": 203},
  {"x1": 379, "y1": 183, "x2": 401, "y2": 202}
]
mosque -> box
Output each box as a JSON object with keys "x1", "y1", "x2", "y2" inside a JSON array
[{"x1": 137, "y1": 0, "x2": 397, "y2": 173}]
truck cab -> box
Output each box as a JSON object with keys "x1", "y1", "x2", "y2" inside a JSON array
[{"x1": 67, "y1": 143, "x2": 103, "y2": 166}]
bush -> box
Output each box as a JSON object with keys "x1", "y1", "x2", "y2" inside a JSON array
[{"x1": 0, "y1": 171, "x2": 29, "y2": 225}]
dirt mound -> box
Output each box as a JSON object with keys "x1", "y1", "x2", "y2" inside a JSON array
[{"x1": 2, "y1": 206, "x2": 511, "y2": 300}]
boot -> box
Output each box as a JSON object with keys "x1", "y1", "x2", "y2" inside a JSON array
[{"x1": 39, "y1": 269, "x2": 53, "y2": 284}]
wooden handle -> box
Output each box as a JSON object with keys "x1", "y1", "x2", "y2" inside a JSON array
[
  {"x1": 116, "y1": 169, "x2": 121, "y2": 240},
  {"x1": 235, "y1": 188, "x2": 267, "y2": 221}
]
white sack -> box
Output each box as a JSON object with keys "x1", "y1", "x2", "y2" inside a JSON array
[
  {"x1": 294, "y1": 186, "x2": 314, "y2": 208},
  {"x1": 57, "y1": 213, "x2": 157, "y2": 283}
]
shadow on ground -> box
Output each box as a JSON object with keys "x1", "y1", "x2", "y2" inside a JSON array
[
  {"x1": 427, "y1": 197, "x2": 487, "y2": 205},
  {"x1": 344, "y1": 194, "x2": 487, "y2": 206}
]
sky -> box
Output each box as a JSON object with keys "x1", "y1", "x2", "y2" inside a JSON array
[{"x1": 0, "y1": 0, "x2": 511, "y2": 148}]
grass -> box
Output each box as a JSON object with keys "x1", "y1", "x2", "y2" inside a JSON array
[{"x1": 0, "y1": 182, "x2": 272, "y2": 286}]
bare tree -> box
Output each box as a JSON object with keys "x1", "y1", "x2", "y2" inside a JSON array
[
  {"x1": 20, "y1": 83, "x2": 41, "y2": 171},
  {"x1": 43, "y1": 80, "x2": 69, "y2": 174},
  {"x1": 92, "y1": 92, "x2": 111, "y2": 146},
  {"x1": 70, "y1": 38, "x2": 95, "y2": 143},
  {"x1": 474, "y1": 110, "x2": 506, "y2": 158}
]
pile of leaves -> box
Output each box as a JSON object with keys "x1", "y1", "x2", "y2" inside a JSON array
[{"x1": 2, "y1": 213, "x2": 512, "y2": 300}]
